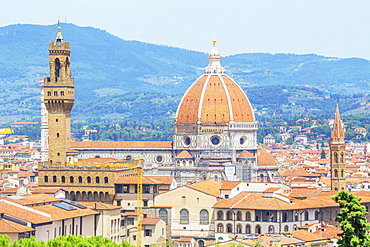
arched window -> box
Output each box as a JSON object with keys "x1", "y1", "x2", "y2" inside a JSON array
[
  {"x1": 341, "y1": 169, "x2": 344, "y2": 178},
  {"x1": 70, "y1": 176, "x2": 74, "y2": 183},
  {"x1": 284, "y1": 225, "x2": 289, "y2": 232},
  {"x1": 260, "y1": 174, "x2": 264, "y2": 182},
  {"x1": 217, "y1": 223, "x2": 224, "y2": 233},
  {"x1": 200, "y1": 209, "x2": 209, "y2": 224},
  {"x1": 282, "y1": 212, "x2": 288, "y2": 222},
  {"x1": 55, "y1": 58, "x2": 61, "y2": 79},
  {"x1": 217, "y1": 211, "x2": 224, "y2": 220},
  {"x1": 255, "y1": 225, "x2": 261, "y2": 234},
  {"x1": 96, "y1": 177, "x2": 100, "y2": 183},
  {"x1": 53, "y1": 176, "x2": 57, "y2": 183},
  {"x1": 268, "y1": 225, "x2": 275, "y2": 233},
  {"x1": 293, "y1": 224, "x2": 297, "y2": 231},
  {"x1": 44, "y1": 176, "x2": 48, "y2": 183},
  {"x1": 334, "y1": 152, "x2": 338, "y2": 163},
  {"x1": 315, "y1": 211, "x2": 319, "y2": 220},
  {"x1": 226, "y1": 224, "x2": 232, "y2": 233},
  {"x1": 341, "y1": 153, "x2": 344, "y2": 163},
  {"x1": 334, "y1": 169, "x2": 338, "y2": 178},
  {"x1": 246, "y1": 211, "x2": 251, "y2": 221},
  {"x1": 236, "y1": 224, "x2": 242, "y2": 233},
  {"x1": 180, "y1": 209, "x2": 189, "y2": 224},
  {"x1": 78, "y1": 176, "x2": 82, "y2": 183},
  {"x1": 237, "y1": 211, "x2": 242, "y2": 220},
  {"x1": 104, "y1": 177, "x2": 109, "y2": 184},
  {"x1": 226, "y1": 211, "x2": 233, "y2": 220},
  {"x1": 198, "y1": 240, "x2": 205, "y2": 247},
  {"x1": 61, "y1": 176, "x2": 65, "y2": 183},
  {"x1": 305, "y1": 211, "x2": 309, "y2": 221},
  {"x1": 159, "y1": 208, "x2": 168, "y2": 222},
  {"x1": 246, "y1": 224, "x2": 251, "y2": 234},
  {"x1": 87, "y1": 177, "x2": 91, "y2": 183}
]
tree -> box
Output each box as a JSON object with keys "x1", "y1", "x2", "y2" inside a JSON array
[
  {"x1": 332, "y1": 191, "x2": 370, "y2": 246},
  {"x1": 320, "y1": 149, "x2": 326, "y2": 159}
]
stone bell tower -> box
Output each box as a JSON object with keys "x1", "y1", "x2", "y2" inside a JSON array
[
  {"x1": 330, "y1": 104, "x2": 346, "y2": 191},
  {"x1": 43, "y1": 22, "x2": 74, "y2": 164}
]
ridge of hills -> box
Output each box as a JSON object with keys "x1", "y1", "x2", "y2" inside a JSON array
[{"x1": 1, "y1": 23, "x2": 370, "y2": 124}]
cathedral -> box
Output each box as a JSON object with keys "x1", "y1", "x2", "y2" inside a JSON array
[{"x1": 39, "y1": 25, "x2": 282, "y2": 192}]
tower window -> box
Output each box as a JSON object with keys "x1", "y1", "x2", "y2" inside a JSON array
[
  {"x1": 47, "y1": 91, "x2": 51, "y2": 96},
  {"x1": 54, "y1": 91, "x2": 58, "y2": 96},
  {"x1": 57, "y1": 152, "x2": 60, "y2": 156},
  {"x1": 57, "y1": 133, "x2": 59, "y2": 137},
  {"x1": 56, "y1": 119, "x2": 58, "y2": 122},
  {"x1": 55, "y1": 58, "x2": 61, "y2": 78},
  {"x1": 61, "y1": 91, "x2": 64, "y2": 96}
]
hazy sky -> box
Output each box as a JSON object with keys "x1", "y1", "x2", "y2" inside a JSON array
[{"x1": 2, "y1": 0, "x2": 370, "y2": 59}]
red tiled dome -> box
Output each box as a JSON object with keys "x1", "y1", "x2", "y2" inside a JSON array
[{"x1": 257, "y1": 150, "x2": 277, "y2": 167}]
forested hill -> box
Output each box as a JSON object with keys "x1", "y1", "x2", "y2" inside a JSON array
[{"x1": 1, "y1": 23, "x2": 370, "y2": 123}]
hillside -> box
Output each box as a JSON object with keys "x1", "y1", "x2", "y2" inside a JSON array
[{"x1": 1, "y1": 23, "x2": 370, "y2": 123}]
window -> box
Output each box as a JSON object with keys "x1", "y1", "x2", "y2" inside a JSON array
[
  {"x1": 54, "y1": 91, "x2": 58, "y2": 96},
  {"x1": 284, "y1": 225, "x2": 289, "y2": 232},
  {"x1": 217, "y1": 223, "x2": 224, "y2": 233},
  {"x1": 78, "y1": 176, "x2": 82, "y2": 183},
  {"x1": 87, "y1": 177, "x2": 91, "y2": 183},
  {"x1": 70, "y1": 176, "x2": 74, "y2": 183},
  {"x1": 334, "y1": 169, "x2": 338, "y2": 178},
  {"x1": 268, "y1": 225, "x2": 275, "y2": 233},
  {"x1": 293, "y1": 224, "x2": 297, "y2": 231},
  {"x1": 255, "y1": 225, "x2": 261, "y2": 234},
  {"x1": 44, "y1": 176, "x2": 48, "y2": 183},
  {"x1": 217, "y1": 211, "x2": 223, "y2": 220},
  {"x1": 226, "y1": 211, "x2": 233, "y2": 220},
  {"x1": 159, "y1": 208, "x2": 168, "y2": 222},
  {"x1": 200, "y1": 209, "x2": 209, "y2": 224},
  {"x1": 180, "y1": 209, "x2": 189, "y2": 224},
  {"x1": 198, "y1": 240, "x2": 205, "y2": 247},
  {"x1": 144, "y1": 229, "x2": 152, "y2": 237},
  {"x1": 305, "y1": 211, "x2": 309, "y2": 220},
  {"x1": 226, "y1": 224, "x2": 232, "y2": 233},
  {"x1": 61, "y1": 176, "x2": 65, "y2": 183},
  {"x1": 315, "y1": 211, "x2": 319, "y2": 220},
  {"x1": 96, "y1": 177, "x2": 100, "y2": 183},
  {"x1": 246, "y1": 211, "x2": 251, "y2": 221},
  {"x1": 55, "y1": 58, "x2": 61, "y2": 78},
  {"x1": 143, "y1": 200, "x2": 148, "y2": 207},
  {"x1": 47, "y1": 91, "x2": 51, "y2": 96},
  {"x1": 341, "y1": 169, "x2": 344, "y2": 178},
  {"x1": 123, "y1": 185, "x2": 129, "y2": 193},
  {"x1": 144, "y1": 185, "x2": 150, "y2": 193},
  {"x1": 104, "y1": 177, "x2": 108, "y2": 184},
  {"x1": 57, "y1": 133, "x2": 59, "y2": 137},
  {"x1": 237, "y1": 211, "x2": 242, "y2": 220},
  {"x1": 320, "y1": 212, "x2": 324, "y2": 221},
  {"x1": 329, "y1": 211, "x2": 333, "y2": 220},
  {"x1": 236, "y1": 224, "x2": 242, "y2": 233},
  {"x1": 53, "y1": 176, "x2": 57, "y2": 183},
  {"x1": 156, "y1": 156, "x2": 163, "y2": 163},
  {"x1": 246, "y1": 224, "x2": 251, "y2": 234},
  {"x1": 61, "y1": 91, "x2": 64, "y2": 96}
]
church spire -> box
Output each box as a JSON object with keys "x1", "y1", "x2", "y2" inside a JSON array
[
  {"x1": 205, "y1": 40, "x2": 224, "y2": 74},
  {"x1": 330, "y1": 104, "x2": 345, "y2": 144},
  {"x1": 55, "y1": 20, "x2": 64, "y2": 43}
]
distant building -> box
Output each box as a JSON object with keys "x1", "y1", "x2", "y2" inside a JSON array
[{"x1": 294, "y1": 135, "x2": 308, "y2": 144}]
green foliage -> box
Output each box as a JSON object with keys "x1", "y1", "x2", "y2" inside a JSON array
[
  {"x1": 320, "y1": 149, "x2": 326, "y2": 159},
  {"x1": 251, "y1": 241, "x2": 262, "y2": 247},
  {"x1": 0, "y1": 235, "x2": 133, "y2": 247},
  {"x1": 333, "y1": 191, "x2": 370, "y2": 247}
]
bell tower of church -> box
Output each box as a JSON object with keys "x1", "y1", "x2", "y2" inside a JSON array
[
  {"x1": 43, "y1": 22, "x2": 74, "y2": 164},
  {"x1": 330, "y1": 104, "x2": 346, "y2": 191}
]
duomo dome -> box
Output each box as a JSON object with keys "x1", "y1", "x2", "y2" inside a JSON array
[{"x1": 175, "y1": 41, "x2": 255, "y2": 126}]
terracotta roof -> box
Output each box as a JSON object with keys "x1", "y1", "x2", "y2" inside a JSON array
[
  {"x1": 145, "y1": 176, "x2": 174, "y2": 185},
  {"x1": 176, "y1": 75, "x2": 254, "y2": 124},
  {"x1": 79, "y1": 157, "x2": 121, "y2": 163},
  {"x1": 0, "y1": 219, "x2": 34, "y2": 233},
  {"x1": 237, "y1": 150, "x2": 254, "y2": 159},
  {"x1": 220, "y1": 181, "x2": 241, "y2": 190},
  {"x1": 257, "y1": 149, "x2": 277, "y2": 166},
  {"x1": 4, "y1": 194, "x2": 61, "y2": 206},
  {"x1": 71, "y1": 141, "x2": 172, "y2": 149},
  {"x1": 287, "y1": 230, "x2": 330, "y2": 242},
  {"x1": 142, "y1": 218, "x2": 162, "y2": 225},
  {"x1": 175, "y1": 150, "x2": 193, "y2": 159},
  {"x1": 263, "y1": 187, "x2": 280, "y2": 193},
  {"x1": 186, "y1": 179, "x2": 221, "y2": 197},
  {"x1": 178, "y1": 237, "x2": 194, "y2": 242},
  {"x1": 31, "y1": 204, "x2": 98, "y2": 221},
  {"x1": 30, "y1": 187, "x2": 64, "y2": 194},
  {"x1": 0, "y1": 202, "x2": 51, "y2": 224}
]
